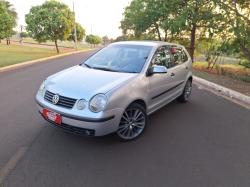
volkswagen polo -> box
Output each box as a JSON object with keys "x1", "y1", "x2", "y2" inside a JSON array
[{"x1": 36, "y1": 41, "x2": 192, "y2": 141}]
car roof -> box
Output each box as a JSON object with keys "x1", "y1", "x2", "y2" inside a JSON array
[{"x1": 110, "y1": 41, "x2": 184, "y2": 48}]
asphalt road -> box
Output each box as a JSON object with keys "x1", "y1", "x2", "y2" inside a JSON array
[{"x1": 0, "y1": 51, "x2": 250, "y2": 187}]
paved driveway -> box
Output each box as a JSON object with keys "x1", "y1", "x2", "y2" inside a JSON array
[{"x1": 0, "y1": 51, "x2": 250, "y2": 187}]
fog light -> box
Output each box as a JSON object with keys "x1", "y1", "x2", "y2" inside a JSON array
[{"x1": 77, "y1": 99, "x2": 87, "y2": 110}]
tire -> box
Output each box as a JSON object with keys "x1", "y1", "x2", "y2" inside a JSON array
[
  {"x1": 178, "y1": 79, "x2": 192, "y2": 103},
  {"x1": 116, "y1": 103, "x2": 147, "y2": 141}
]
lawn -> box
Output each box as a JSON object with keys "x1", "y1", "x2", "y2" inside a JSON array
[
  {"x1": 193, "y1": 61, "x2": 250, "y2": 96},
  {"x1": 193, "y1": 61, "x2": 250, "y2": 82},
  {"x1": 0, "y1": 44, "x2": 62, "y2": 68},
  {"x1": 21, "y1": 38, "x2": 89, "y2": 50}
]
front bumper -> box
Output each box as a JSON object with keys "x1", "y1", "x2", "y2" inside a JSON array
[{"x1": 36, "y1": 97, "x2": 123, "y2": 136}]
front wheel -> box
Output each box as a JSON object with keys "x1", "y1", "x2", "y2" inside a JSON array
[
  {"x1": 116, "y1": 103, "x2": 147, "y2": 141},
  {"x1": 178, "y1": 79, "x2": 192, "y2": 103}
]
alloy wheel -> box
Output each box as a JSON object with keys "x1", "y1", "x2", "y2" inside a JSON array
[
  {"x1": 184, "y1": 81, "x2": 192, "y2": 100},
  {"x1": 117, "y1": 107, "x2": 146, "y2": 140}
]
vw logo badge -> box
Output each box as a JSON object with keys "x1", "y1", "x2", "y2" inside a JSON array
[{"x1": 52, "y1": 94, "x2": 60, "y2": 104}]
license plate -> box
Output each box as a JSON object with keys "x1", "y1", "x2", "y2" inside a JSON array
[{"x1": 42, "y1": 108, "x2": 62, "y2": 125}]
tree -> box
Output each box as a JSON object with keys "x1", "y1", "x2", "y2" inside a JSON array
[
  {"x1": 85, "y1": 34, "x2": 101, "y2": 47},
  {"x1": 20, "y1": 32, "x2": 29, "y2": 38},
  {"x1": 67, "y1": 22, "x2": 86, "y2": 42},
  {"x1": 177, "y1": 0, "x2": 221, "y2": 61},
  {"x1": 0, "y1": 0, "x2": 17, "y2": 44},
  {"x1": 216, "y1": 0, "x2": 250, "y2": 64},
  {"x1": 121, "y1": 0, "x2": 250, "y2": 63},
  {"x1": 102, "y1": 35, "x2": 109, "y2": 45},
  {"x1": 121, "y1": 0, "x2": 223, "y2": 61},
  {"x1": 121, "y1": 0, "x2": 165, "y2": 41},
  {"x1": 25, "y1": 0, "x2": 74, "y2": 53},
  {"x1": 115, "y1": 35, "x2": 129, "y2": 42}
]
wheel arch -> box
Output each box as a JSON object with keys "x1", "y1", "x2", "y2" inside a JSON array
[{"x1": 127, "y1": 99, "x2": 147, "y2": 111}]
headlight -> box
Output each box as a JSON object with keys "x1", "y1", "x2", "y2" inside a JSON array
[
  {"x1": 38, "y1": 81, "x2": 46, "y2": 96},
  {"x1": 77, "y1": 99, "x2": 87, "y2": 110},
  {"x1": 89, "y1": 94, "x2": 107, "y2": 113}
]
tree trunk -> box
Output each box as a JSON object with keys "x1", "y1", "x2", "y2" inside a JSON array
[
  {"x1": 164, "y1": 30, "x2": 167, "y2": 42},
  {"x1": 6, "y1": 39, "x2": 10, "y2": 45},
  {"x1": 155, "y1": 24, "x2": 162, "y2": 41},
  {"x1": 189, "y1": 23, "x2": 196, "y2": 62},
  {"x1": 55, "y1": 39, "x2": 59, "y2": 54}
]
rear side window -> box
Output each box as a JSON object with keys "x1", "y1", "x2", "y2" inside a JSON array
[
  {"x1": 171, "y1": 47, "x2": 189, "y2": 66},
  {"x1": 182, "y1": 49, "x2": 188, "y2": 62}
]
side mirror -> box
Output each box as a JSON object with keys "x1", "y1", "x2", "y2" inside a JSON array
[{"x1": 147, "y1": 65, "x2": 167, "y2": 76}]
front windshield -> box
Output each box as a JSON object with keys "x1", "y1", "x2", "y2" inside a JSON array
[{"x1": 82, "y1": 44, "x2": 153, "y2": 73}]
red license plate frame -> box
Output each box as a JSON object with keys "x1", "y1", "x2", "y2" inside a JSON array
[{"x1": 42, "y1": 108, "x2": 62, "y2": 125}]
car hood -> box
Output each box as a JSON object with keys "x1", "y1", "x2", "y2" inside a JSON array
[{"x1": 46, "y1": 65, "x2": 137, "y2": 100}]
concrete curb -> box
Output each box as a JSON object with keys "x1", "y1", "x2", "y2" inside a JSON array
[
  {"x1": 0, "y1": 49, "x2": 91, "y2": 73},
  {"x1": 193, "y1": 76, "x2": 250, "y2": 108}
]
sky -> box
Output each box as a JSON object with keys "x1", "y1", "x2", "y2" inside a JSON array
[{"x1": 8, "y1": 0, "x2": 131, "y2": 38}]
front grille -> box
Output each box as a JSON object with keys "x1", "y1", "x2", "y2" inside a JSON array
[
  {"x1": 59, "y1": 123, "x2": 95, "y2": 136},
  {"x1": 40, "y1": 112, "x2": 95, "y2": 136},
  {"x1": 44, "y1": 90, "x2": 77, "y2": 109}
]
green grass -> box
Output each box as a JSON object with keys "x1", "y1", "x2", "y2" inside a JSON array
[
  {"x1": 193, "y1": 61, "x2": 247, "y2": 69},
  {"x1": 193, "y1": 61, "x2": 250, "y2": 83},
  {"x1": 0, "y1": 44, "x2": 58, "y2": 67},
  {"x1": 22, "y1": 38, "x2": 89, "y2": 50},
  {"x1": 195, "y1": 55, "x2": 241, "y2": 65}
]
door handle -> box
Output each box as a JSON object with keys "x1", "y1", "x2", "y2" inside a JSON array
[
  {"x1": 185, "y1": 66, "x2": 188, "y2": 70},
  {"x1": 170, "y1": 72, "x2": 175, "y2": 77}
]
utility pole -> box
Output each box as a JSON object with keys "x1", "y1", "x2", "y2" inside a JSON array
[
  {"x1": 73, "y1": 1, "x2": 77, "y2": 50},
  {"x1": 20, "y1": 25, "x2": 23, "y2": 45}
]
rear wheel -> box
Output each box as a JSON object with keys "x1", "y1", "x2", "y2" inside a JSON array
[
  {"x1": 178, "y1": 79, "x2": 192, "y2": 103},
  {"x1": 116, "y1": 103, "x2": 147, "y2": 141}
]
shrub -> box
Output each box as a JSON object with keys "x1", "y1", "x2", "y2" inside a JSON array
[{"x1": 239, "y1": 59, "x2": 250, "y2": 68}]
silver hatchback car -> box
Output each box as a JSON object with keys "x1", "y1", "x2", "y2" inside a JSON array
[{"x1": 36, "y1": 41, "x2": 192, "y2": 141}]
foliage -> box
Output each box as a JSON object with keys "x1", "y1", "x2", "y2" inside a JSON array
[
  {"x1": 67, "y1": 22, "x2": 86, "y2": 42},
  {"x1": 121, "y1": 0, "x2": 250, "y2": 64},
  {"x1": 115, "y1": 35, "x2": 129, "y2": 42},
  {"x1": 0, "y1": 0, "x2": 17, "y2": 41},
  {"x1": 239, "y1": 59, "x2": 250, "y2": 68},
  {"x1": 216, "y1": 0, "x2": 250, "y2": 63},
  {"x1": 85, "y1": 34, "x2": 101, "y2": 46},
  {"x1": 121, "y1": 0, "x2": 222, "y2": 60},
  {"x1": 20, "y1": 32, "x2": 29, "y2": 38},
  {"x1": 25, "y1": 0, "x2": 74, "y2": 53},
  {"x1": 102, "y1": 36, "x2": 109, "y2": 45}
]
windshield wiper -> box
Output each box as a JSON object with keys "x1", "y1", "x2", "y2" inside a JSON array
[
  {"x1": 92, "y1": 67, "x2": 119, "y2": 72},
  {"x1": 126, "y1": 71, "x2": 138, "y2": 73},
  {"x1": 83, "y1": 63, "x2": 92, "y2": 68}
]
